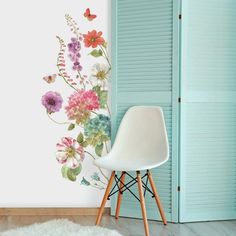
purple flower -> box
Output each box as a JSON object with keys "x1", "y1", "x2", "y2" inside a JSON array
[
  {"x1": 67, "y1": 38, "x2": 82, "y2": 72},
  {"x1": 41, "y1": 91, "x2": 63, "y2": 113},
  {"x1": 68, "y1": 52, "x2": 81, "y2": 62},
  {"x1": 68, "y1": 38, "x2": 81, "y2": 53},
  {"x1": 72, "y1": 61, "x2": 82, "y2": 71}
]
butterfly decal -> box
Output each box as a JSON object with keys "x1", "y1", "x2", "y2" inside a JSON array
[
  {"x1": 84, "y1": 8, "x2": 97, "y2": 21},
  {"x1": 43, "y1": 74, "x2": 57, "y2": 84}
]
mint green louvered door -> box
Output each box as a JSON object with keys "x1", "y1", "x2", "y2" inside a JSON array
[
  {"x1": 111, "y1": 0, "x2": 236, "y2": 223},
  {"x1": 111, "y1": 0, "x2": 180, "y2": 222},
  {"x1": 179, "y1": 0, "x2": 236, "y2": 222}
]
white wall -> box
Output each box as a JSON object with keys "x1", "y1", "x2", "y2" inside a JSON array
[{"x1": 0, "y1": 0, "x2": 111, "y2": 207}]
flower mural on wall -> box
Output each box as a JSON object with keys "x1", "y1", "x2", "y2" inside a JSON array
[{"x1": 41, "y1": 11, "x2": 111, "y2": 190}]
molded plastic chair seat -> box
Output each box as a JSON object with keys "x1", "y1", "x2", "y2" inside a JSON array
[
  {"x1": 94, "y1": 106, "x2": 169, "y2": 172},
  {"x1": 94, "y1": 153, "x2": 168, "y2": 171}
]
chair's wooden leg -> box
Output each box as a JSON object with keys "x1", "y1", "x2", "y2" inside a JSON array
[
  {"x1": 137, "y1": 171, "x2": 150, "y2": 236},
  {"x1": 96, "y1": 171, "x2": 115, "y2": 225},
  {"x1": 147, "y1": 170, "x2": 167, "y2": 225},
  {"x1": 115, "y1": 171, "x2": 126, "y2": 219}
]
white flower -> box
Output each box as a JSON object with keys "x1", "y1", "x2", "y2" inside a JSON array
[
  {"x1": 90, "y1": 63, "x2": 110, "y2": 81},
  {"x1": 56, "y1": 137, "x2": 84, "y2": 169}
]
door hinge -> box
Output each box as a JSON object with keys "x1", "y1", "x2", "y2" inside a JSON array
[
  {"x1": 179, "y1": 14, "x2": 182, "y2": 20},
  {"x1": 178, "y1": 97, "x2": 181, "y2": 103},
  {"x1": 177, "y1": 186, "x2": 181, "y2": 192}
]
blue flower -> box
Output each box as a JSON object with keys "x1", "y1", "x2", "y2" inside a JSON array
[
  {"x1": 91, "y1": 172, "x2": 100, "y2": 181},
  {"x1": 81, "y1": 177, "x2": 90, "y2": 186},
  {"x1": 84, "y1": 114, "x2": 111, "y2": 146}
]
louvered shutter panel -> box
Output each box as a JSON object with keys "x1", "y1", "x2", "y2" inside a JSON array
[
  {"x1": 180, "y1": 0, "x2": 236, "y2": 222},
  {"x1": 111, "y1": 0, "x2": 179, "y2": 222}
]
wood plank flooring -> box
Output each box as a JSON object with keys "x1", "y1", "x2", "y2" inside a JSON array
[{"x1": 0, "y1": 215, "x2": 236, "y2": 236}]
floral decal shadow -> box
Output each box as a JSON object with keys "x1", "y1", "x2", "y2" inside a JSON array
[{"x1": 41, "y1": 12, "x2": 111, "y2": 190}]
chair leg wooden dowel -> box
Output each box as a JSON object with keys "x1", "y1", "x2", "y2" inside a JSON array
[
  {"x1": 147, "y1": 170, "x2": 167, "y2": 225},
  {"x1": 115, "y1": 171, "x2": 126, "y2": 219},
  {"x1": 137, "y1": 171, "x2": 150, "y2": 236},
  {"x1": 95, "y1": 171, "x2": 115, "y2": 225}
]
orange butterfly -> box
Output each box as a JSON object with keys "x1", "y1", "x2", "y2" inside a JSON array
[
  {"x1": 84, "y1": 8, "x2": 97, "y2": 21},
  {"x1": 43, "y1": 74, "x2": 57, "y2": 84}
]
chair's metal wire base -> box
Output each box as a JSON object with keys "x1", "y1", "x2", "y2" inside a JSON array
[{"x1": 107, "y1": 170, "x2": 155, "y2": 202}]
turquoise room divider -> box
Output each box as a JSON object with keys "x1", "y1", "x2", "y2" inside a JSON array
[
  {"x1": 111, "y1": 0, "x2": 180, "y2": 222},
  {"x1": 111, "y1": 0, "x2": 236, "y2": 223},
  {"x1": 179, "y1": 0, "x2": 236, "y2": 222}
]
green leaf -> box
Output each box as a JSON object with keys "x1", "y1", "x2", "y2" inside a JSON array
[
  {"x1": 81, "y1": 140, "x2": 88, "y2": 148},
  {"x1": 91, "y1": 172, "x2": 100, "y2": 181},
  {"x1": 90, "y1": 49, "x2": 103, "y2": 57},
  {"x1": 93, "y1": 86, "x2": 108, "y2": 109},
  {"x1": 93, "y1": 85, "x2": 100, "y2": 93},
  {"x1": 70, "y1": 164, "x2": 82, "y2": 176},
  {"x1": 99, "y1": 91, "x2": 108, "y2": 108},
  {"x1": 61, "y1": 166, "x2": 77, "y2": 181},
  {"x1": 81, "y1": 177, "x2": 90, "y2": 186},
  {"x1": 67, "y1": 169, "x2": 77, "y2": 181},
  {"x1": 95, "y1": 143, "x2": 104, "y2": 157},
  {"x1": 77, "y1": 132, "x2": 84, "y2": 144},
  {"x1": 68, "y1": 123, "x2": 75, "y2": 131},
  {"x1": 102, "y1": 42, "x2": 107, "y2": 48},
  {"x1": 61, "y1": 166, "x2": 69, "y2": 178}
]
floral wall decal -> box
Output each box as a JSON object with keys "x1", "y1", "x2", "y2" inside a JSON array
[{"x1": 41, "y1": 11, "x2": 111, "y2": 190}]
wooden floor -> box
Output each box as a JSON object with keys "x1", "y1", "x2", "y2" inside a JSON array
[{"x1": 0, "y1": 215, "x2": 236, "y2": 236}]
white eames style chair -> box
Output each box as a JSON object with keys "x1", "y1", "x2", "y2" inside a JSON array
[{"x1": 94, "y1": 106, "x2": 169, "y2": 236}]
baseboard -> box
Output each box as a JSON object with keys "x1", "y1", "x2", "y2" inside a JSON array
[{"x1": 0, "y1": 208, "x2": 110, "y2": 216}]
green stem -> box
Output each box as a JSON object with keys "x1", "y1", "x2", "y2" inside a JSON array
[
  {"x1": 65, "y1": 14, "x2": 80, "y2": 39},
  {"x1": 47, "y1": 112, "x2": 70, "y2": 125},
  {"x1": 99, "y1": 45, "x2": 111, "y2": 69},
  {"x1": 57, "y1": 65, "x2": 77, "y2": 91},
  {"x1": 106, "y1": 67, "x2": 111, "y2": 74},
  {"x1": 105, "y1": 142, "x2": 109, "y2": 154},
  {"x1": 93, "y1": 182, "x2": 105, "y2": 189},
  {"x1": 90, "y1": 184, "x2": 104, "y2": 190},
  {"x1": 99, "y1": 179, "x2": 107, "y2": 186},
  {"x1": 106, "y1": 103, "x2": 111, "y2": 117},
  {"x1": 85, "y1": 150, "x2": 96, "y2": 160},
  {"x1": 56, "y1": 36, "x2": 77, "y2": 92},
  {"x1": 85, "y1": 151, "x2": 109, "y2": 182},
  {"x1": 91, "y1": 111, "x2": 99, "y2": 116},
  {"x1": 77, "y1": 71, "x2": 86, "y2": 90},
  {"x1": 46, "y1": 112, "x2": 83, "y2": 128}
]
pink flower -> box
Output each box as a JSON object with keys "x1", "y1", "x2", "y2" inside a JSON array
[
  {"x1": 65, "y1": 90, "x2": 99, "y2": 124},
  {"x1": 56, "y1": 137, "x2": 84, "y2": 169}
]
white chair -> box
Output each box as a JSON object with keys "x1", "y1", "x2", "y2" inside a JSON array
[{"x1": 94, "y1": 106, "x2": 169, "y2": 236}]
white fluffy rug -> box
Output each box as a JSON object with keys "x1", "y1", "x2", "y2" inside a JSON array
[{"x1": 0, "y1": 219, "x2": 123, "y2": 236}]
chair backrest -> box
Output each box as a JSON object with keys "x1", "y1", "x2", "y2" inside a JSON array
[{"x1": 111, "y1": 106, "x2": 169, "y2": 164}]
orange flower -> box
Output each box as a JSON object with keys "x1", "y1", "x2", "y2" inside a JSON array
[{"x1": 83, "y1": 30, "x2": 105, "y2": 48}]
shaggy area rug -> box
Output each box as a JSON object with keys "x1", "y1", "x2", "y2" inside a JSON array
[{"x1": 0, "y1": 219, "x2": 123, "y2": 236}]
